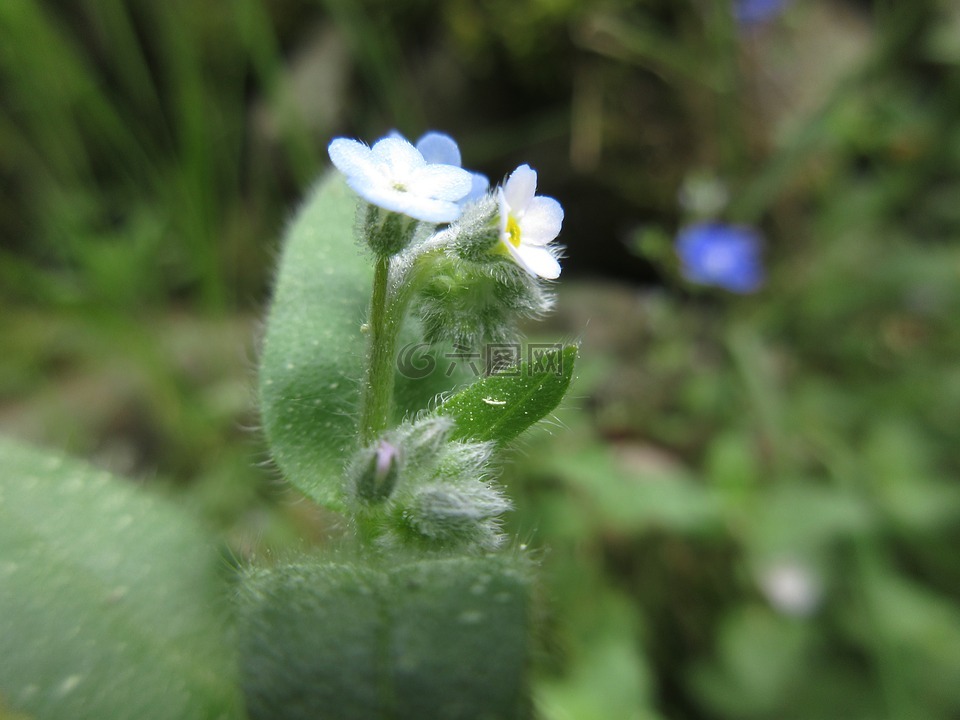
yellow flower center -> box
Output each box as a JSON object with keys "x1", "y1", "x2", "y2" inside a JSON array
[{"x1": 506, "y1": 215, "x2": 522, "y2": 247}]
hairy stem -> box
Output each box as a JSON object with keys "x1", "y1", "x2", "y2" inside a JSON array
[
  {"x1": 360, "y1": 254, "x2": 394, "y2": 443},
  {"x1": 359, "y1": 243, "x2": 445, "y2": 445}
]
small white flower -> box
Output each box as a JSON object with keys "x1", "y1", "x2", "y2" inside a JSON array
[
  {"x1": 758, "y1": 559, "x2": 822, "y2": 617},
  {"x1": 498, "y1": 164, "x2": 563, "y2": 279},
  {"x1": 328, "y1": 136, "x2": 473, "y2": 223}
]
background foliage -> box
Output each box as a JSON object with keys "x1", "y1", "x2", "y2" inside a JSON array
[{"x1": 2, "y1": 0, "x2": 960, "y2": 718}]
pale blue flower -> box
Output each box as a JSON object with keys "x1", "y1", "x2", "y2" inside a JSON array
[
  {"x1": 412, "y1": 132, "x2": 460, "y2": 165},
  {"x1": 675, "y1": 222, "x2": 764, "y2": 293},
  {"x1": 396, "y1": 131, "x2": 490, "y2": 205},
  {"x1": 328, "y1": 136, "x2": 472, "y2": 223},
  {"x1": 498, "y1": 164, "x2": 563, "y2": 280}
]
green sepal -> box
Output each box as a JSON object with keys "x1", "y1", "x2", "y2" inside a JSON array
[
  {"x1": 237, "y1": 553, "x2": 534, "y2": 720},
  {"x1": 437, "y1": 344, "x2": 577, "y2": 445},
  {"x1": 0, "y1": 437, "x2": 244, "y2": 720},
  {"x1": 363, "y1": 204, "x2": 418, "y2": 256}
]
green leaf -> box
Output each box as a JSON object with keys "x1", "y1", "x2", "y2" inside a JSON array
[
  {"x1": 259, "y1": 174, "x2": 467, "y2": 510},
  {"x1": 387, "y1": 555, "x2": 531, "y2": 718},
  {"x1": 238, "y1": 554, "x2": 533, "y2": 720},
  {"x1": 0, "y1": 437, "x2": 243, "y2": 720},
  {"x1": 437, "y1": 344, "x2": 577, "y2": 445},
  {"x1": 239, "y1": 563, "x2": 382, "y2": 720},
  {"x1": 258, "y1": 174, "x2": 369, "y2": 510}
]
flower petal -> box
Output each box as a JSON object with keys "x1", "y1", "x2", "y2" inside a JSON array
[
  {"x1": 370, "y1": 136, "x2": 425, "y2": 179},
  {"x1": 520, "y1": 196, "x2": 564, "y2": 246},
  {"x1": 467, "y1": 173, "x2": 490, "y2": 201},
  {"x1": 503, "y1": 164, "x2": 537, "y2": 212},
  {"x1": 497, "y1": 188, "x2": 510, "y2": 234},
  {"x1": 328, "y1": 138, "x2": 384, "y2": 188},
  {"x1": 416, "y1": 132, "x2": 462, "y2": 166},
  {"x1": 408, "y1": 163, "x2": 473, "y2": 202},
  {"x1": 356, "y1": 183, "x2": 462, "y2": 223},
  {"x1": 725, "y1": 264, "x2": 764, "y2": 293},
  {"x1": 505, "y1": 241, "x2": 561, "y2": 279}
]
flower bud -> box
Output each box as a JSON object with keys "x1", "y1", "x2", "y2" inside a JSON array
[
  {"x1": 343, "y1": 415, "x2": 509, "y2": 551},
  {"x1": 403, "y1": 481, "x2": 511, "y2": 550},
  {"x1": 352, "y1": 439, "x2": 400, "y2": 505},
  {"x1": 414, "y1": 258, "x2": 554, "y2": 349}
]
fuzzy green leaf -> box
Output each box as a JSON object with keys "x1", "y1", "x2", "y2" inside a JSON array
[
  {"x1": 237, "y1": 554, "x2": 533, "y2": 720},
  {"x1": 438, "y1": 344, "x2": 577, "y2": 445},
  {"x1": 259, "y1": 174, "x2": 466, "y2": 509},
  {"x1": 0, "y1": 437, "x2": 243, "y2": 720},
  {"x1": 258, "y1": 174, "x2": 369, "y2": 510}
]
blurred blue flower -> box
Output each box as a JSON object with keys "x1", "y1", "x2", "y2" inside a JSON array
[
  {"x1": 734, "y1": 0, "x2": 790, "y2": 25},
  {"x1": 675, "y1": 222, "x2": 764, "y2": 293}
]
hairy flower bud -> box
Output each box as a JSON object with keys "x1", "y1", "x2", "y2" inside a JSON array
[
  {"x1": 353, "y1": 439, "x2": 401, "y2": 504},
  {"x1": 343, "y1": 416, "x2": 509, "y2": 550},
  {"x1": 402, "y1": 481, "x2": 511, "y2": 550},
  {"x1": 415, "y1": 259, "x2": 553, "y2": 349}
]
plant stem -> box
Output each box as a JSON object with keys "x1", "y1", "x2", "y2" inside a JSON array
[
  {"x1": 358, "y1": 242, "x2": 444, "y2": 445},
  {"x1": 360, "y1": 254, "x2": 394, "y2": 444}
]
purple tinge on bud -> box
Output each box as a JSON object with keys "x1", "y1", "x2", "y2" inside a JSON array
[
  {"x1": 675, "y1": 221, "x2": 764, "y2": 294},
  {"x1": 374, "y1": 440, "x2": 399, "y2": 483},
  {"x1": 356, "y1": 438, "x2": 400, "y2": 504}
]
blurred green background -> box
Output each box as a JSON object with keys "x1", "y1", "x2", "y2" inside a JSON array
[{"x1": 3, "y1": 0, "x2": 960, "y2": 718}]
